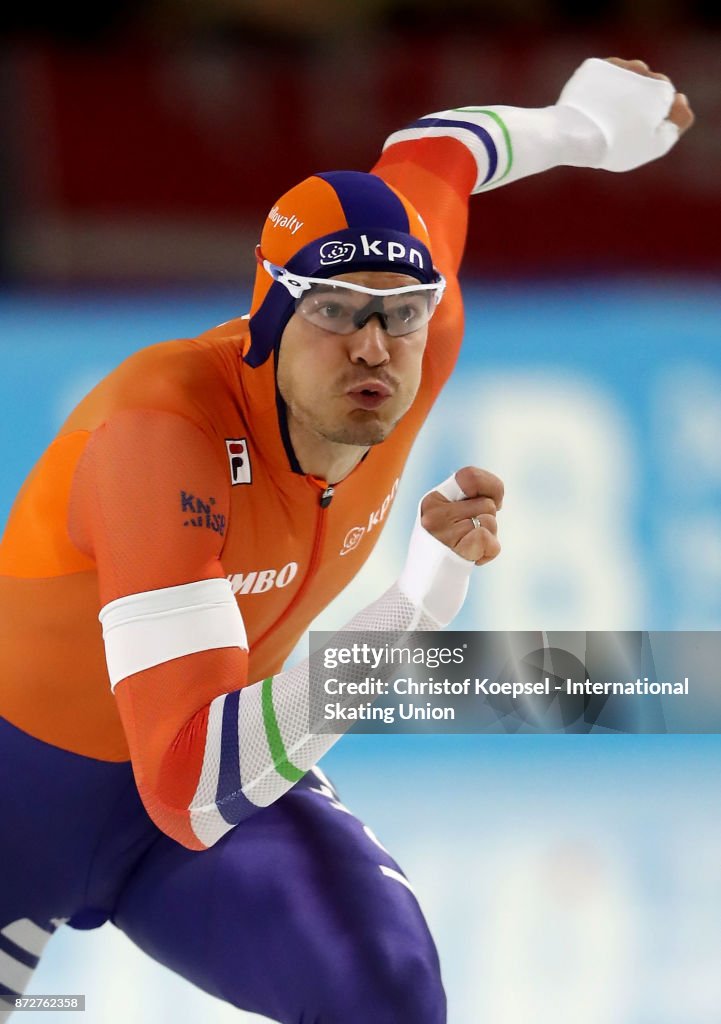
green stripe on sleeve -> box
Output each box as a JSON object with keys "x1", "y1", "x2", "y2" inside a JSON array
[
  {"x1": 454, "y1": 107, "x2": 514, "y2": 183},
  {"x1": 261, "y1": 677, "x2": 305, "y2": 783}
]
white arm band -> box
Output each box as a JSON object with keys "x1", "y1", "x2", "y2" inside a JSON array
[{"x1": 99, "y1": 578, "x2": 248, "y2": 690}]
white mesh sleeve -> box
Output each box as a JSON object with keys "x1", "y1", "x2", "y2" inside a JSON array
[
  {"x1": 188, "y1": 476, "x2": 477, "y2": 844},
  {"x1": 234, "y1": 583, "x2": 439, "y2": 811}
]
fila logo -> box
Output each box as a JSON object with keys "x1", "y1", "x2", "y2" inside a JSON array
[
  {"x1": 226, "y1": 438, "x2": 252, "y2": 485},
  {"x1": 228, "y1": 562, "x2": 299, "y2": 595}
]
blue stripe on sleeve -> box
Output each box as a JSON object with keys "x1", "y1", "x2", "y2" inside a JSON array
[
  {"x1": 403, "y1": 117, "x2": 499, "y2": 185},
  {"x1": 215, "y1": 691, "x2": 258, "y2": 824},
  {"x1": 0, "y1": 934, "x2": 39, "y2": 971}
]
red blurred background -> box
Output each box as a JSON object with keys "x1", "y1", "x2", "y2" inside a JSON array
[{"x1": 0, "y1": 1, "x2": 718, "y2": 283}]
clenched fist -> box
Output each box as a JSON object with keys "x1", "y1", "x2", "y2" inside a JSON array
[
  {"x1": 420, "y1": 466, "x2": 503, "y2": 567},
  {"x1": 557, "y1": 56, "x2": 693, "y2": 172},
  {"x1": 603, "y1": 57, "x2": 694, "y2": 134}
]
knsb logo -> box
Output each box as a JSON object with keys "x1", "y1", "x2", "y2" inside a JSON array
[
  {"x1": 319, "y1": 240, "x2": 356, "y2": 265},
  {"x1": 226, "y1": 438, "x2": 252, "y2": 486},
  {"x1": 228, "y1": 562, "x2": 299, "y2": 595},
  {"x1": 340, "y1": 478, "x2": 400, "y2": 556}
]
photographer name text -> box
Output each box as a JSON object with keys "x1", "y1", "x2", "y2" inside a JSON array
[{"x1": 321, "y1": 675, "x2": 689, "y2": 724}]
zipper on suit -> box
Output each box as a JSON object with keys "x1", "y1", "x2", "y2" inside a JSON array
[{"x1": 252, "y1": 477, "x2": 333, "y2": 650}]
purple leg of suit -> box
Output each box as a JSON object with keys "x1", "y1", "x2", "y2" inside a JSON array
[{"x1": 0, "y1": 717, "x2": 446, "y2": 1023}]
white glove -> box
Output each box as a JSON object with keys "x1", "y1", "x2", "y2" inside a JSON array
[{"x1": 557, "y1": 57, "x2": 679, "y2": 172}]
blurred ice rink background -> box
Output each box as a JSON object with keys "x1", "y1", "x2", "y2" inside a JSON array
[
  {"x1": 2, "y1": 281, "x2": 720, "y2": 1022},
  {"x1": 1, "y1": 2, "x2": 720, "y2": 1020}
]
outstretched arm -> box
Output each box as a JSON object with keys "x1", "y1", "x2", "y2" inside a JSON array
[{"x1": 373, "y1": 57, "x2": 694, "y2": 278}]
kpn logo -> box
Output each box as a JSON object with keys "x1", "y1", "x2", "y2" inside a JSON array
[{"x1": 319, "y1": 235, "x2": 426, "y2": 269}]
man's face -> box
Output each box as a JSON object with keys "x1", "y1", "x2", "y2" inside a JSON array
[{"x1": 276, "y1": 270, "x2": 429, "y2": 449}]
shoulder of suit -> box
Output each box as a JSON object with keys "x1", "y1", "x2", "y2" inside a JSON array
[{"x1": 61, "y1": 318, "x2": 251, "y2": 437}]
